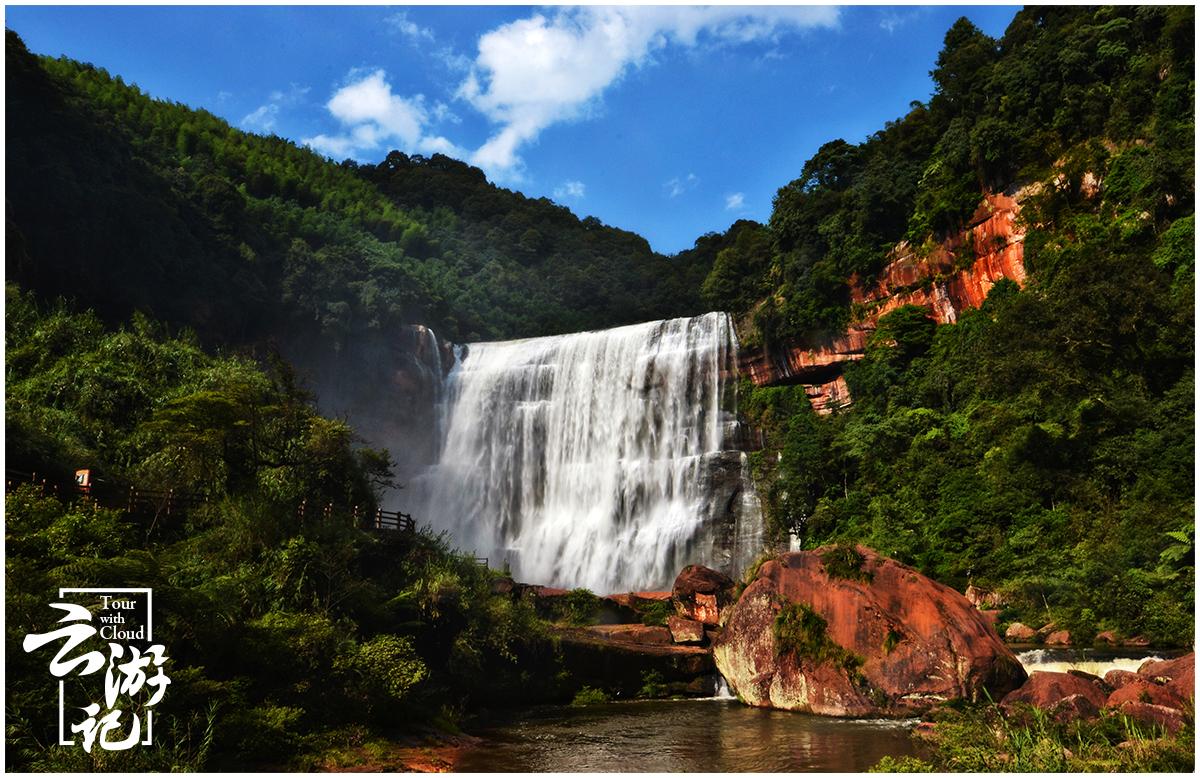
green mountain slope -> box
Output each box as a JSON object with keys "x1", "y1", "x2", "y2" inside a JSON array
[
  {"x1": 722, "y1": 6, "x2": 1195, "y2": 644},
  {"x1": 5, "y1": 29, "x2": 710, "y2": 348}
]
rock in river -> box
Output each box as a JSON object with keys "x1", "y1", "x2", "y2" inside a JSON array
[
  {"x1": 712, "y1": 546, "x2": 1026, "y2": 716},
  {"x1": 672, "y1": 565, "x2": 735, "y2": 626}
]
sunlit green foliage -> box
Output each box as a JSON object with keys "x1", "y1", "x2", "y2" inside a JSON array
[
  {"x1": 872, "y1": 704, "x2": 1195, "y2": 772},
  {"x1": 707, "y1": 6, "x2": 1194, "y2": 347}
]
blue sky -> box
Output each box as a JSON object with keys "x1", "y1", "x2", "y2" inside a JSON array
[{"x1": 7, "y1": 5, "x2": 1019, "y2": 254}]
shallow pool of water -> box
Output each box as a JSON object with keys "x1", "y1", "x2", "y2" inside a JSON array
[{"x1": 456, "y1": 699, "x2": 918, "y2": 772}]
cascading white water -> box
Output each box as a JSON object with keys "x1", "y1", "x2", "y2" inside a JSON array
[{"x1": 413, "y1": 312, "x2": 762, "y2": 592}]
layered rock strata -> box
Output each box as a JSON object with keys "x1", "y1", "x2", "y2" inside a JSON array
[{"x1": 740, "y1": 190, "x2": 1030, "y2": 412}]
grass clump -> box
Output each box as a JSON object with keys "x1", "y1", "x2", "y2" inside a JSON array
[
  {"x1": 772, "y1": 602, "x2": 864, "y2": 676},
  {"x1": 570, "y1": 687, "x2": 611, "y2": 706},
  {"x1": 821, "y1": 543, "x2": 873, "y2": 583},
  {"x1": 869, "y1": 755, "x2": 936, "y2": 772},
  {"x1": 876, "y1": 703, "x2": 1196, "y2": 772}
]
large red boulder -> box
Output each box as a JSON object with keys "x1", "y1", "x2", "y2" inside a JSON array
[
  {"x1": 672, "y1": 565, "x2": 735, "y2": 626},
  {"x1": 1000, "y1": 671, "x2": 1108, "y2": 714},
  {"x1": 712, "y1": 546, "x2": 1026, "y2": 716}
]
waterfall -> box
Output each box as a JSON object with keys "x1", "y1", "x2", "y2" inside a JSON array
[{"x1": 413, "y1": 312, "x2": 762, "y2": 592}]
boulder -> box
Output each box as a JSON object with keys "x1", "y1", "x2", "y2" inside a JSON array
[
  {"x1": 964, "y1": 584, "x2": 1004, "y2": 609},
  {"x1": 490, "y1": 576, "x2": 515, "y2": 596},
  {"x1": 1137, "y1": 653, "x2": 1193, "y2": 683},
  {"x1": 1105, "y1": 680, "x2": 1186, "y2": 711},
  {"x1": 979, "y1": 610, "x2": 1001, "y2": 628},
  {"x1": 1104, "y1": 669, "x2": 1141, "y2": 690},
  {"x1": 1094, "y1": 630, "x2": 1119, "y2": 645},
  {"x1": 672, "y1": 565, "x2": 735, "y2": 626},
  {"x1": 1067, "y1": 669, "x2": 1113, "y2": 696},
  {"x1": 712, "y1": 547, "x2": 1026, "y2": 717},
  {"x1": 1115, "y1": 701, "x2": 1187, "y2": 735},
  {"x1": 1005, "y1": 622, "x2": 1037, "y2": 642},
  {"x1": 1037, "y1": 622, "x2": 1059, "y2": 640},
  {"x1": 666, "y1": 615, "x2": 706, "y2": 645},
  {"x1": 1000, "y1": 671, "x2": 1108, "y2": 714},
  {"x1": 1049, "y1": 693, "x2": 1101, "y2": 723},
  {"x1": 1044, "y1": 630, "x2": 1072, "y2": 646},
  {"x1": 1122, "y1": 635, "x2": 1151, "y2": 647},
  {"x1": 1138, "y1": 652, "x2": 1194, "y2": 701}
]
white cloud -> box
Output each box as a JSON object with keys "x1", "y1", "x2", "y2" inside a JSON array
[
  {"x1": 879, "y1": 9, "x2": 926, "y2": 35},
  {"x1": 725, "y1": 192, "x2": 746, "y2": 211},
  {"x1": 386, "y1": 11, "x2": 434, "y2": 42},
  {"x1": 241, "y1": 84, "x2": 309, "y2": 133},
  {"x1": 303, "y1": 69, "x2": 468, "y2": 161},
  {"x1": 665, "y1": 173, "x2": 699, "y2": 198},
  {"x1": 241, "y1": 104, "x2": 278, "y2": 132},
  {"x1": 554, "y1": 180, "x2": 586, "y2": 200},
  {"x1": 459, "y1": 6, "x2": 840, "y2": 179}
]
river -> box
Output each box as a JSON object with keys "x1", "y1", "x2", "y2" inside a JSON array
[
  {"x1": 456, "y1": 698, "x2": 919, "y2": 772},
  {"x1": 454, "y1": 648, "x2": 1178, "y2": 772}
]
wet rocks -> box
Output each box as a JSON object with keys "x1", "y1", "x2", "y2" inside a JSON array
[{"x1": 712, "y1": 546, "x2": 1026, "y2": 716}]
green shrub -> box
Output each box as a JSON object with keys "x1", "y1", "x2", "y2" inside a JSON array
[
  {"x1": 821, "y1": 543, "x2": 873, "y2": 583},
  {"x1": 562, "y1": 588, "x2": 601, "y2": 626},
  {"x1": 772, "y1": 602, "x2": 865, "y2": 677},
  {"x1": 638, "y1": 670, "x2": 669, "y2": 699},
  {"x1": 571, "y1": 686, "x2": 611, "y2": 706}
]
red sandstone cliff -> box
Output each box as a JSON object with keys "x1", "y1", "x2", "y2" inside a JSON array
[{"x1": 739, "y1": 189, "x2": 1030, "y2": 412}]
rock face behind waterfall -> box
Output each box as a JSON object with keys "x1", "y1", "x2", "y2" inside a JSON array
[{"x1": 713, "y1": 546, "x2": 1027, "y2": 717}]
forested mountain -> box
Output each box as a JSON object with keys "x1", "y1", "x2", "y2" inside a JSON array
[
  {"x1": 721, "y1": 6, "x2": 1195, "y2": 645},
  {"x1": 5, "y1": 29, "x2": 709, "y2": 348},
  {"x1": 709, "y1": 6, "x2": 1193, "y2": 346}
]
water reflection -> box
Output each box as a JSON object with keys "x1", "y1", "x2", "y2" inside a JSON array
[{"x1": 456, "y1": 699, "x2": 917, "y2": 772}]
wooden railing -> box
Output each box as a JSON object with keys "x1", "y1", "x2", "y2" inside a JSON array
[{"x1": 5, "y1": 470, "x2": 416, "y2": 534}]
